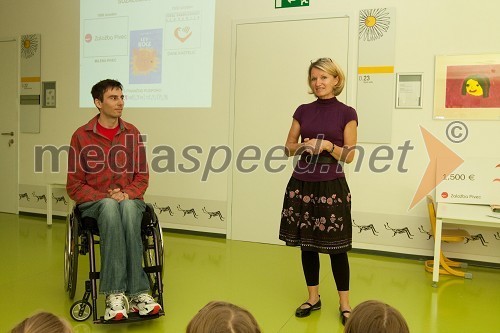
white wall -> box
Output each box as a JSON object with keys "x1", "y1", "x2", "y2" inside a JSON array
[{"x1": 1, "y1": 0, "x2": 499, "y2": 262}]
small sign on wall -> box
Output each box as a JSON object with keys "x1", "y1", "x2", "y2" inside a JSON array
[
  {"x1": 275, "y1": 0, "x2": 309, "y2": 8},
  {"x1": 436, "y1": 157, "x2": 500, "y2": 205},
  {"x1": 396, "y1": 73, "x2": 423, "y2": 108},
  {"x1": 42, "y1": 81, "x2": 56, "y2": 108}
]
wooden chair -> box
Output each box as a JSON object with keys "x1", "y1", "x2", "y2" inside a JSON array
[{"x1": 424, "y1": 195, "x2": 472, "y2": 278}]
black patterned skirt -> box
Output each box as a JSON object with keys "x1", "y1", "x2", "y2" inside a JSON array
[{"x1": 279, "y1": 176, "x2": 352, "y2": 254}]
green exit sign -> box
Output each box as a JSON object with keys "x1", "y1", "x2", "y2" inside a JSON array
[{"x1": 275, "y1": 0, "x2": 309, "y2": 8}]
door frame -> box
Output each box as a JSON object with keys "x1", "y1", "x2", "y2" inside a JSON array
[
  {"x1": 227, "y1": 13, "x2": 357, "y2": 240},
  {"x1": 0, "y1": 37, "x2": 20, "y2": 214}
]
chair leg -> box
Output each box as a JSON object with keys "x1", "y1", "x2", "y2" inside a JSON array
[
  {"x1": 441, "y1": 252, "x2": 467, "y2": 267},
  {"x1": 439, "y1": 252, "x2": 466, "y2": 277},
  {"x1": 442, "y1": 258, "x2": 464, "y2": 268},
  {"x1": 425, "y1": 259, "x2": 452, "y2": 275},
  {"x1": 424, "y1": 252, "x2": 467, "y2": 277}
]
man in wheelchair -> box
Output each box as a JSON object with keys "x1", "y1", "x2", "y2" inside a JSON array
[{"x1": 66, "y1": 79, "x2": 161, "y2": 321}]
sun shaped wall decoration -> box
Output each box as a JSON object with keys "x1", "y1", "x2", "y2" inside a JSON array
[
  {"x1": 21, "y1": 34, "x2": 39, "y2": 59},
  {"x1": 359, "y1": 8, "x2": 391, "y2": 42}
]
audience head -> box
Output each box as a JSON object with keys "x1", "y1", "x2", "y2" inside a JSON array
[
  {"x1": 11, "y1": 312, "x2": 73, "y2": 333},
  {"x1": 344, "y1": 300, "x2": 409, "y2": 333},
  {"x1": 186, "y1": 301, "x2": 261, "y2": 333}
]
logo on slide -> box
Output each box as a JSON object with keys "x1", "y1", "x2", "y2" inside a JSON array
[
  {"x1": 85, "y1": 34, "x2": 92, "y2": 43},
  {"x1": 441, "y1": 192, "x2": 448, "y2": 199},
  {"x1": 174, "y1": 26, "x2": 192, "y2": 43}
]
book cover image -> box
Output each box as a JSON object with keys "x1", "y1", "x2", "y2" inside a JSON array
[{"x1": 129, "y1": 29, "x2": 163, "y2": 84}]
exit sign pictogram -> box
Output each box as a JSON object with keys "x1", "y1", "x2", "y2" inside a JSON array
[{"x1": 275, "y1": 0, "x2": 309, "y2": 8}]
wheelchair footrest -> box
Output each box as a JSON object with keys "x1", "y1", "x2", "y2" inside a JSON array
[{"x1": 96, "y1": 310, "x2": 165, "y2": 324}]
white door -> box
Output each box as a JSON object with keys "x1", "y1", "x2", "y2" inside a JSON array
[
  {"x1": 230, "y1": 17, "x2": 350, "y2": 244},
  {"x1": 0, "y1": 39, "x2": 19, "y2": 214}
]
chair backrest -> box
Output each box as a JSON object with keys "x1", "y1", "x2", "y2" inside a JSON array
[{"x1": 426, "y1": 195, "x2": 437, "y2": 235}]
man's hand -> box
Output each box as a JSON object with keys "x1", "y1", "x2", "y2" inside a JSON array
[{"x1": 108, "y1": 188, "x2": 129, "y2": 202}]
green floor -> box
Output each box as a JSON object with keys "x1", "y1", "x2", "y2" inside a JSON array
[{"x1": 1, "y1": 213, "x2": 499, "y2": 333}]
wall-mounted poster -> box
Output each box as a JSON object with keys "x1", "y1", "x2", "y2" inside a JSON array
[
  {"x1": 356, "y1": 7, "x2": 396, "y2": 143},
  {"x1": 434, "y1": 54, "x2": 500, "y2": 120}
]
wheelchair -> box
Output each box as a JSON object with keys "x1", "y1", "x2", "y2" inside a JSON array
[{"x1": 64, "y1": 202, "x2": 165, "y2": 323}]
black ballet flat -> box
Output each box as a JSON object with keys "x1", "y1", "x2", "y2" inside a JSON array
[
  {"x1": 295, "y1": 298, "x2": 321, "y2": 318},
  {"x1": 339, "y1": 308, "x2": 351, "y2": 325}
]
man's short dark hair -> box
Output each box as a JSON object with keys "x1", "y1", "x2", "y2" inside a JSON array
[{"x1": 91, "y1": 79, "x2": 123, "y2": 102}]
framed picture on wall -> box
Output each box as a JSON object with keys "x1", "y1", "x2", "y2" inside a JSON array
[{"x1": 433, "y1": 54, "x2": 500, "y2": 120}]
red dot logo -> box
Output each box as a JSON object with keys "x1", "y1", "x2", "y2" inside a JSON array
[
  {"x1": 441, "y1": 192, "x2": 448, "y2": 198},
  {"x1": 85, "y1": 34, "x2": 92, "y2": 43}
]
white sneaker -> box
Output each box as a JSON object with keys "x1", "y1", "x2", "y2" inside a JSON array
[
  {"x1": 104, "y1": 293, "x2": 129, "y2": 321},
  {"x1": 129, "y1": 293, "x2": 162, "y2": 316}
]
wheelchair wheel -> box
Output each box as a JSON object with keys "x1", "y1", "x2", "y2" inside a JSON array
[
  {"x1": 64, "y1": 210, "x2": 79, "y2": 299},
  {"x1": 70, "y1": 300, "x2": 92, "y2": 322},
  {"x1": 143, "y1": 221, "x2": 164, "y2": 293}
]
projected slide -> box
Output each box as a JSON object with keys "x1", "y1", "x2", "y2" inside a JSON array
[{"x1": 80, "y1": 0, "x2": 215, "y2": 108}]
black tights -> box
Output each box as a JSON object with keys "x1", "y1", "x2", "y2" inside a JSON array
[{"x1": 301, "y1": 251, "x2": 350, "y2": 291}]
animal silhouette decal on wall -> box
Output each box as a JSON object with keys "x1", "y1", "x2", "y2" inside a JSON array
[
  {"x1": 352, "y1": 220, "x2": 379, "y2": 235},
  {"x1": 153, "y1": 203, "x2": 174, "y2": 216},
  {"x1": 177, "y1": 205, "x2": 198, "y2": 219},
  {"x1": 52, "y1": 194, "x2": 68, "y2": 205},
  {"x1": 384, "y1": 222, "x2": 414, "y2": 239},
  {"x1": 32, "y1": 191, "x2": 47, "y2": 203},
  {"x1": 202, "y1": 207, "x2": 224, "y2": 221},
  {"x1": 19, "y1": 193, "x2": 30, "y2": 201},
  {"x1": 465, "y1": 234, "x2": 488, "y2": 246},
  {"x1": 153, "y1": 202, "x2": 225, "y2": 222},
  {"x1": 418, "y1": 225, "x2": 432, "y2": 240}
]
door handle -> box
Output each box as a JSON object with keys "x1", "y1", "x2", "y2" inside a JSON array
[{"x1": 1, "y1": 132, "x2": 14, "y2": 136}]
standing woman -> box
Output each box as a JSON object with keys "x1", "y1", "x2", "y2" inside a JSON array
[{"x1": 279, "y1": 58, "x2": 358, "y2": 325}]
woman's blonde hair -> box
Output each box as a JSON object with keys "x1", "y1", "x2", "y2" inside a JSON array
[
  {"x1": 186, "y1": 301, "x2": 261, "y2": 333},
  {"x1": 11, "y1": 312, "x2": 72, "y2": 333},
  {"x1": 308, "y1": 57, "x2": 346, "y2": 97},
  {"x1": 344, "y1": 300, "x2": 409, "y2": 333}
]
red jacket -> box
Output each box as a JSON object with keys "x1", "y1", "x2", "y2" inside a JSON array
[{"x1": 66, "y1": 115, "x2": 149, "y2": 204}]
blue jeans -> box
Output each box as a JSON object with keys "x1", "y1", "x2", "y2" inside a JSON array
[{"x1": 78, "y1": 198, "x2": 150, "y2": 296}]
